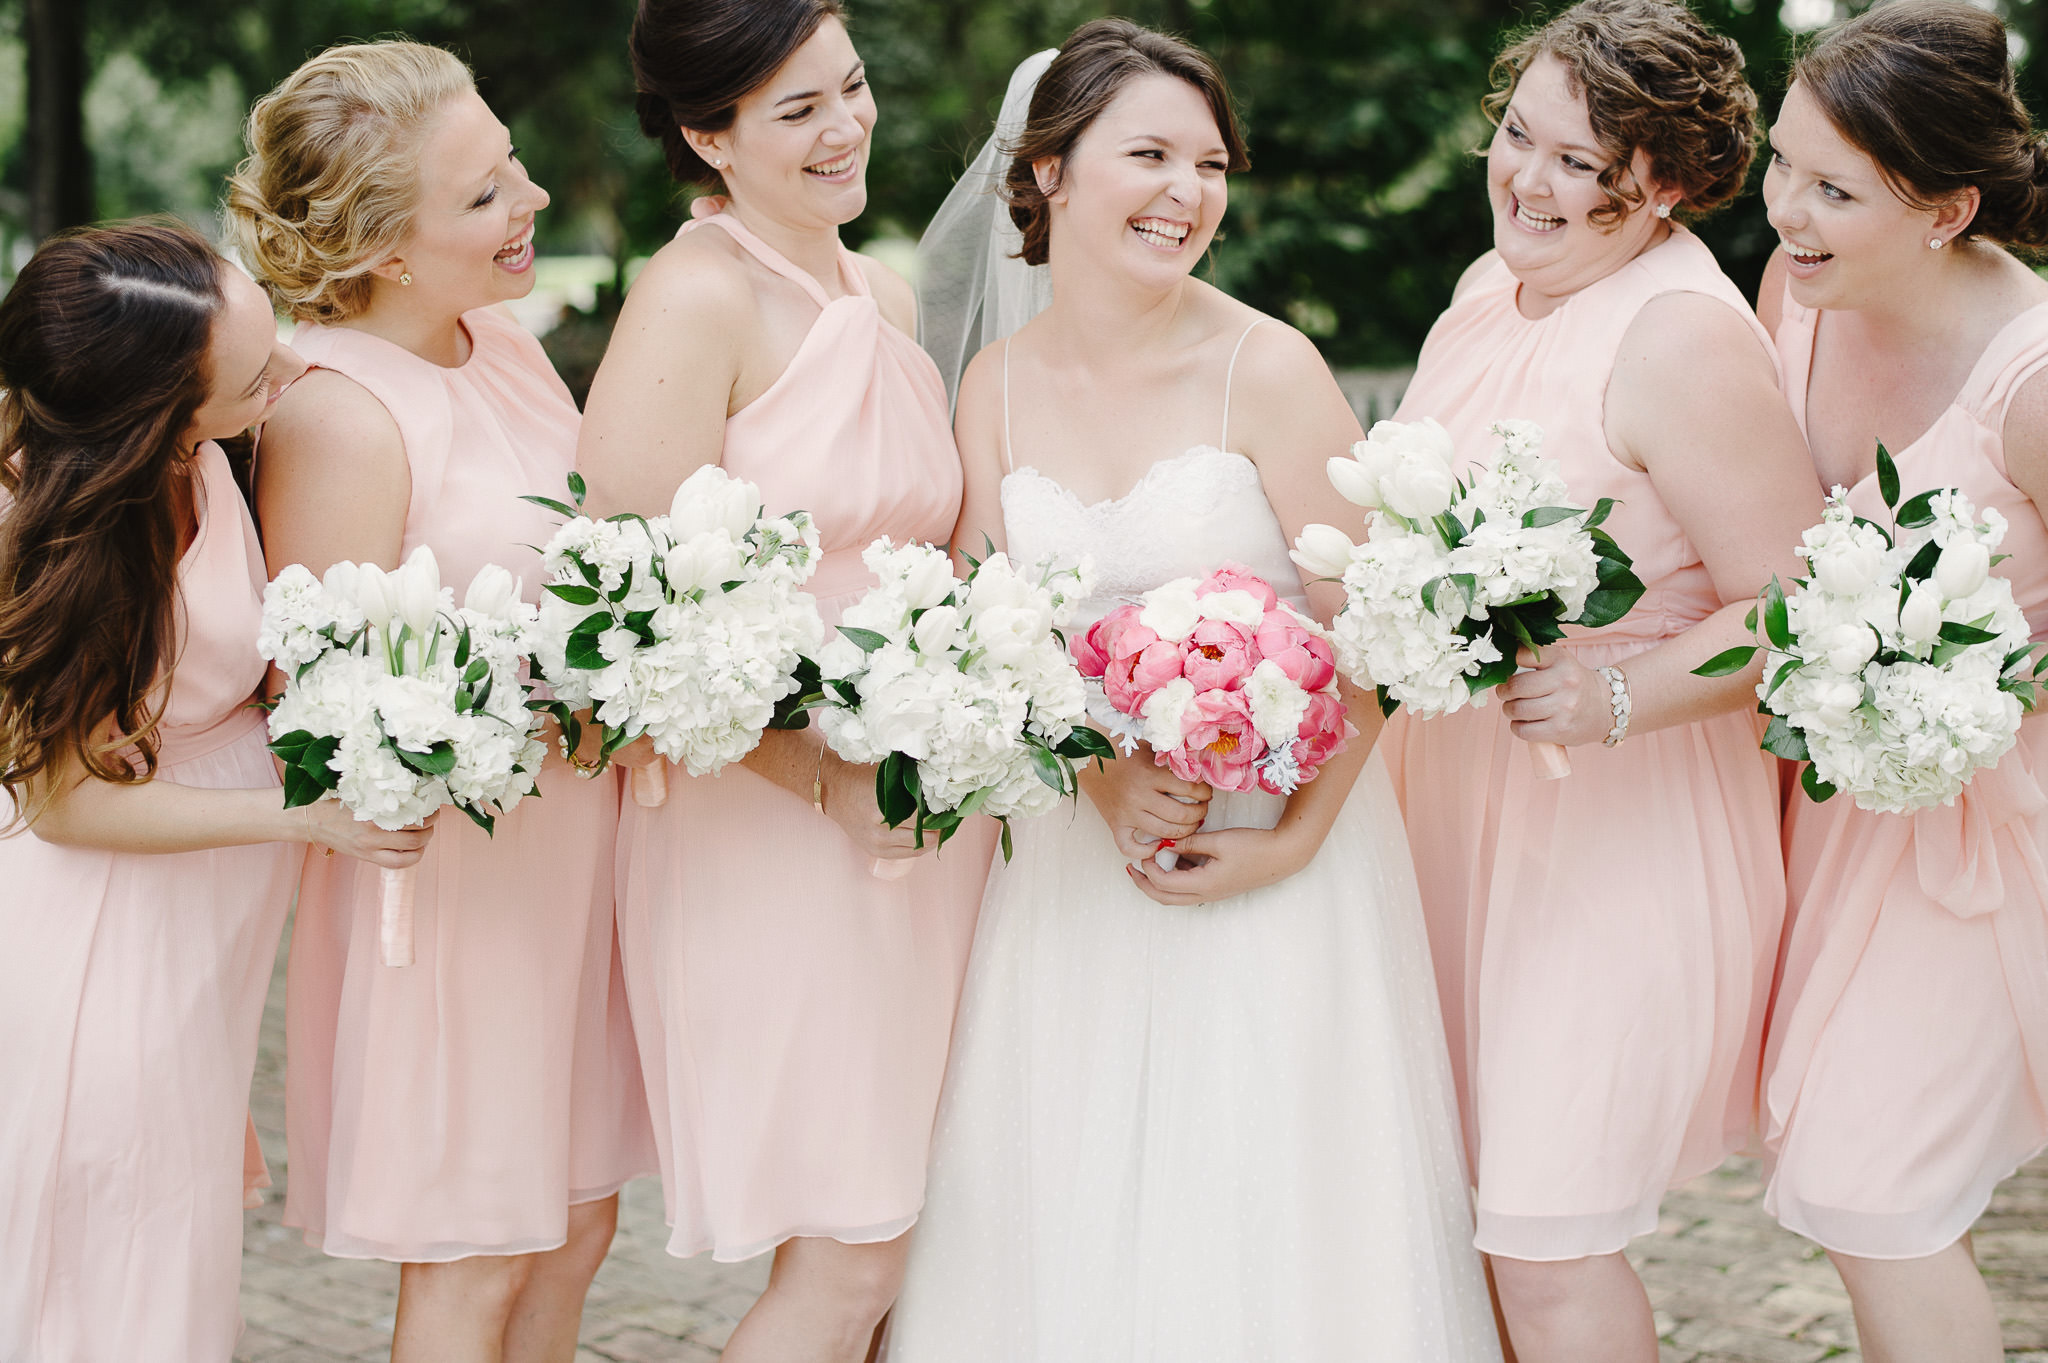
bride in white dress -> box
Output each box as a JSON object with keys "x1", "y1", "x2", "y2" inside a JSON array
[{"x1": 885, "y1": 20, "x2": 1501, "y2": 1360}]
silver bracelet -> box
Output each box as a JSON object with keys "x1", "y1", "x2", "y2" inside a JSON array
[{"x1": 1597, "y1": 665, "x2": 1632, "y2": 747}]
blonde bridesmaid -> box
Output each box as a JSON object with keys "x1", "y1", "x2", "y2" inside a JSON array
[
  {"x1": 1377, "y1": 1, "x2": 1823, "y2": 1358},
  {"x1": 0, "y1": 223, "x2": 429, "y2": 1362},
  {"x1": 226, "y1": 43, "x2": 652, "y2": 1362},
  {"x1": 1758, "y1": 4, "x2": 2048, "y2": 1357},
  {"x1": 577, "y1": 0, "x2": 995, "y2": 1356}
]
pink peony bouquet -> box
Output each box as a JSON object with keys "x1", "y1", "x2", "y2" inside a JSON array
[{"x1": 1072, "y1": 564, "x2": 1352, "y2": 804}]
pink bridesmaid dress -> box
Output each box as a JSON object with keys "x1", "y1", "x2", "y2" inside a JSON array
[
  {"x1": 1381, "y1": 227, "x2": 1787, "y2": 1261},
  {"x1": 615, "y1": 210, "x2": 996, "y2": 1262},
  {"x1": 0, "y1": 443, "x2": 300, "y2": 1361},
  {"x1": 1763, "y1": 291, "x2": 2048, "y2": 1257},
  {"x1": 281, "y1": 307, "x2": 653, "y2": 1262}
]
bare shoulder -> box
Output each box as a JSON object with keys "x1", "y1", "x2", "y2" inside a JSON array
[
  {"x1": 2001, "y1": 365, "x2": 2048, "y2": 493},
  {"x1": 261, "y1": 367, "x2": 404, "y2": 472},
  {"x1": 1756, "y1": 250, "x2": 1790, "y2": 334},
  {"x1": 621, "y1": 228, "x2": 757, "y2": 328},
  {"x1": 854, "y1": 252, "x2": 918, "y2": 338},
  {"x1": 1222, "y1": 309, "x2": 1342, "y2": 406},
  {"x1": 1617, "y1": 290, "x2": 1775, "y2": 385}
]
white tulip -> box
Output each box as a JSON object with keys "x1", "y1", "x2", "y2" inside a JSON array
[
  {"x1": 1289, "y1": 523, "x2": 1357, "y2": 580},
  {"x1": 354, "y1": 562, "x2": 395, "y2": 629},
  {"x1": 1899, "y1": 582, "x2": 1945, "y2": 646},
  {"x1": 321, "y1": 559, "x2": 362, "y2": 605},
  {"x1": 898, "y1": 550, "x2": 959, "y2": 611},
  {"x1": 911, "y1": 603, "x2": 961, "y2": 655},
  {"x1": 1811, "y1": 538, "x2": 1884, "y2": 597},
  {"x1": 1382, "y1": 455, "x2": 1458, "y2": 520},
  {"x1": 463, "y1": 564, "x2": 520, "y2": 619},
  {"x1": 669, "y1": 464, "x2": 759, "y2": 541},
  {"x1": 1817, "y1": 622, "x2": 1878, "y2": 676},
  {"x1": 394, "y1": 547, "x2": 442, "y2": 638},
  {"x1": 1326, "y1": 454, "x2": 1382, "y2": 508},
  {"x1": 1933, "y1": 538, "x2": 1991, "y2": 600}
]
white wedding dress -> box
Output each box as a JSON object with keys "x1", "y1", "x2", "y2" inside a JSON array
[{"x1": 882, "y1": 331, "x2": 1502, "y2": 1361}]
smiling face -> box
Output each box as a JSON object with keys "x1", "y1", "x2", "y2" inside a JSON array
[
  {"x1": 1040, "y1": 73, "x2": 1230, "y2": 287},
  {"x1": 1762, "y1": 79, "x2": 1951, "y2": 312},
  {"x1": 1486, "y1": 53, "x2": 1675, "y2": 307},
  {"x1": 693, "y1": 16, "x2": 875, "y2": 231},
  {"x1": 384, "y1": 89, "x2": 549, "y2": 313},
  {"x1": 184, "y1": 265, "x2": 307, "y2": 449}
]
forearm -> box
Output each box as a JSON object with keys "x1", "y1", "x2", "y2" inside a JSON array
[
  {"x1": 1268, "y1": 681, "x2": 1377, "y2": 860},
  {"x1": 30, "y1": 774, "x2": 308, "y2": 856},
  {"x1": 1598, "y1": 601, "x2": 1765, "y2": 736},
  {"x1": 734, "y1": 723, "x2": 831, "y2": 803}
]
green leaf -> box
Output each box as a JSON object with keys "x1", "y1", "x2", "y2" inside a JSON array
[
  {"x1": 839, "y1": 626, "x2": 890, "y2": 653},
  {"x1": 268, "y1": 729, "x2": 315, "y2": 764},
  {"x1": 609, "y1": 565, "x2": 635, "y2": 604},
  {"x1": 565, "y1": 631, "x2": 609, "y2": 672},
  {"x1": 1903, "y1": 537, "x2": 1941, "y2": 582},
  {"x1": 999, "y1": 819, "x2": 1014, "y2": 863},
  {"x1": 546, "y1": 582, "x2": 602, "y2": 606},
  {"x1": 1575, "y1": 579, "x2": 1644, "y2": 630},
  {"x1": 459, "y1": 803, "x2": 498, "y2": 836},
  {"x1": 1468, "y1": 653, "x2": 1518, "y2": 692},
  {"x1": 1583, "y1": 497, "x2": 1617, "y2": 530},
  {"x1": 395, "y1": 740, "x2": 457, "y2": 778},
  {"x1": 1377, "y1": 685, "x2": 1398, "y2": 718},
  {"x1": 280, "y1": 764, "x2": 329, "y2": 808},
  {"x1": 453, "y1": 626, "x2": 472, "y2": 671},
  {"x1": 520, "y1": 494, "x2": 579, "y2": 519},
  {"x1": 1800, "y1": 761, "x2": 1837, "y2": 804},
  {"x1": 1027, "y1": 742, "x2": 1067, "y2": 792},
  {"x1": 463, "y1": 658, "x2": 490, "y2": 686},
  {"x1": 1432, "y1": 509, "x2": 1467, "y2": 547},
  {"x1": 1763, "y1": 656, "x2": 1801, "y2": 701},
  {"x1": 1057, "y1": 727, "x2": 1116, "y2": 761},
  {"x1": 1762, "y1": 578, "x2": 1791, "y2": 650},
  {"x1": 1589, "y1": 529, "x2": 1634, "y2": 567},
  {"x1": 1938, "y1": 620, "x2": 2000, "y2": 646},
  {"x1": 1761, "y1": 715, "x2": 1811, "y2": 762},
  {"x1": 1421, "y1": 575, "x2": 1446, "y2": 615},
  {"x1": 875, "y1": 751, "x2": 920, "y2": 828},
  {"x1": 1692, "y1": 645, "x2": 1758, "y2": 677},
  {"x1": 1875, "y1": 441, "x2": 1900, "y2": 511},
  {"x1": 566, "y1": 470, "x2": 587, "y2": 505},
  {"x1": 1521, "y1": 505, "x2": 1583, "y2": 529},
  {"x1": 576, "y1": 557, "x2": 603, "y2": 590},
  {"x1": 1894, "y1": 488, "x2": 1942, "y2": 529},
  {"x1": 954, "y1": 786, "x2": 993, "y2": 821}
]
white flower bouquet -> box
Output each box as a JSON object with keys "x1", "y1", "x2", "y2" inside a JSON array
[
  {"x1": 259, "y1": 546, "x2": 546, "y2": 966},
  {"x1": 1695, "y1": 446, "x2": 2043, "y2": 811},
  {"x1": 1292, "y1": 417, "x2": 1644, "y2": 778},
  {"x1": 809, "y1": 538, "x2": 1113, "y2": 874},
  {"x1": 524, "y1": 466, "x2": 826, "y2": 807}
]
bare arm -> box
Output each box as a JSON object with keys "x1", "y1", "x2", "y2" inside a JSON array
[
  {"x1": 257, "y1": 370, "x2": 410, "y2": 576},
  {"x1": 948, "y1": 343, "x2": 1011, "y2": 568},
  {"x1": 1999, "y1": 368, "x2": 2048, "y2": 519},
  {"x1": 1501, "y1": 292, "x2": 1822, "y2": 746}
]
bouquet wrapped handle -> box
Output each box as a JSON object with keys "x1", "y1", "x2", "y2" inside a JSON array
[
  {"x1": 632, "y1": 762, "x2": 669, "y2": 808},
  {"x1": 379, "y1": 865, "x2": 418, "y2": 967},
  {"x1": 1529, "y1": 740, "x2": 1572, "y2": 780},
  {"x1": 870, "y1": 856, "x2": 917, "y2": 881}
]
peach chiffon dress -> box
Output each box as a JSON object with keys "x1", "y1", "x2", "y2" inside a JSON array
[
  {"x1": 281, "y1": 308, "x2": 653, "y2": 1261},
  {"x1": 1381, "y1": 228, "x2": 1787, "y2": 1261},
  {"x1": 0, "y1": 443, "x2": 299, "y2": 1361},
  {"x1": 1763, "y1": 290, "x2": 2048, "y2": 1258},
  {"x1": 615, "y1": 211, "x2": 996, "y2": 1262}
]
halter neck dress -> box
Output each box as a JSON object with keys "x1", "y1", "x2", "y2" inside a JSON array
[
  {"x1": 1764, "y1": 285, "x2": 2048, "y2": 1257},
  {"x1": 280, "y1": 306, "x2": 654, "y2": 1262},
  {"x1": 0, "y1": 443, "x2": 300, "y2": 1361},
  {"x1": 1381, "y1": 228, "x2": 1790, "y2": 1261},
  {"x1": 613, "y1": 210, "x2": 997, "y2": 1261}
]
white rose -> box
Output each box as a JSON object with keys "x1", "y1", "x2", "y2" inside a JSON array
[
  {"x1": 1290, "y1": 524, "x2": 1358, "y2": 580},
  {"x1": 1245, "y1": 659, "x2": 1310, "y2": 749},
  {"x1": 1138, "y1": 578, "x2": 1203, "y2": 641},
  {"x1": 669, "y1": 464, "x2": 760, "y2": 541},
  {"x1": 1140, "y1": 677, "x2": 1198, "y2": 752},
  {"x1": 1933, "y1": 538, "x2": 1991, "y2": 600},
  {"x1": 1193, "y1": 588, "x2": 1267, "y2": 627},
  {"x1": 1899, "y1": 582, "x2": 1944, "y2": 647}
]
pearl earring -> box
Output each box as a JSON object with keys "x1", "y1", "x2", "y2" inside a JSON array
[
  {"x1": 399, "y1": 271, "x2": 413, "y2": 286},
  {"x1": 1653, "y1": 203, "x2": 1671, "y2": 219},
  {"x1": 1928, "y1": 237, "x2": 1946, "y2": 250}
]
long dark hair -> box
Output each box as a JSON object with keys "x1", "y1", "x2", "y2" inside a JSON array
[{"x1": 0, "y1": 220, "x2": 226, "y2": 821}]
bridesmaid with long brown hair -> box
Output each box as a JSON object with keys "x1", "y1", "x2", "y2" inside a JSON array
[{"x1": 0, "y1": 221, "x2": 428, "y2": 1362}]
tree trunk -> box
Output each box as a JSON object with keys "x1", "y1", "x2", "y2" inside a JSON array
[{"x1": 26, "y1": 0, "x2": 93, "y2": 239}]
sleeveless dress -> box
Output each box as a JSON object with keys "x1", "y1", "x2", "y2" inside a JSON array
[
  {"x1": 1763, "y1": 289, "x2": 2048, "y2": 1258},
  {"x1": 281, "y1": 307, "x2": 653, "y2": 1262},
  {"x1": 613, "y1": 211, "x2": 998, "y2": 1262},
  {"x1": 0, "y1": 443, "x2": 299, "y2": 1362},
  {"x1": 882, "y1": 326, "x2": 1501, "y2": 1361},
  {"x1": 1381, "y1": 228, "x2": 1789, "y2": 1261}
]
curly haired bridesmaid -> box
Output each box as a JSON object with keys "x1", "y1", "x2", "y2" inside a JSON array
[
  {"x1": 1378, "y1": 1, "x2": 1823, "y2": 1357},
  {"x1": 226, "y1": 42, "x2": 652, "y2": 1362},
  {"x1": 576, "y1": 0, "x2": 996, "y2": 1356},
  {"x1": 0, "y1": 222, "x2": 429, "y2": 1362},
  {"x1": 1758, "y1": 4, "x2": 2048, "y2": 1356}
]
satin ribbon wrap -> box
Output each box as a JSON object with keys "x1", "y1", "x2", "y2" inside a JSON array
[{"x1": 1911, "y1": 744, "x2": 2048, "y2": 918}]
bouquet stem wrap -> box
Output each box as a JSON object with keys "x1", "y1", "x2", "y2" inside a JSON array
[
  {"x1": 1530, "y1": 739, "x2": 1571, "y2": 779},
  {"x1": 632, "y1": 762, "x2": 669, "y2": 808},
  {"x1": 379, "y1": 864, "x2": 418, "y2": 968},
  {"x1": 870, "y1": 856, "x2": 915, "y2": 881}
]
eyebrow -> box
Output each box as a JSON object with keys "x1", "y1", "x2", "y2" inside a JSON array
[
  {"x1": 1504, "y1": 104, "x2": 1603, "y2": 158},
  {"x1": 773, "y1": 61, "x2": 864, "y2": 108}
]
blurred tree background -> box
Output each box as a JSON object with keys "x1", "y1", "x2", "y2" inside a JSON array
[{"x1": 0, "y1": 0, "x2": 2013, "y2": 370}]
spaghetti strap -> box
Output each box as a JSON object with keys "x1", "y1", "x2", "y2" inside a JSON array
[
  {"x1": 689, "y1": 211, "x2": 848, "y2": 310},
  {"x1": 1220, "y1": 319, "x2": 1270, "y2": 452},
  {"x1": 1001, "y1": 338, "x2": 1016, "y2": 474}
]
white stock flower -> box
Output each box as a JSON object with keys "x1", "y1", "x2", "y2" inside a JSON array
[
  {"x1": 1245, "y1": 659, "x2": 1311, "y2": 748},
  {"x1": 1140, "y1": 677, "x2": 1199, "y2": 751}
]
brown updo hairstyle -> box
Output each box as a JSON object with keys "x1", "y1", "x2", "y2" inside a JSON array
[
  {"x1": 225, "y1": 41, "x2": 475, "y2": 323},
  {"x1": 631, "y1": 0, "x2": 847, "y2": 189},
  {"x1": 0, "y1": 221, "x2": 229, "y2": 823},
  {"x1": 1795, "y1": 0, "x2": 2048, "y2": 249},
  {"x1": 1484, "y1": 0, "x2": 1759, "y2": 228},
  {"x1": 1004, "y1": 18, "x2": 1250, "y2": 268}
]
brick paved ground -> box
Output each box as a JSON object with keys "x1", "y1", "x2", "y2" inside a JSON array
[{"x1": 235, "y1": 932, "x2": 2048, "y2": 1362}]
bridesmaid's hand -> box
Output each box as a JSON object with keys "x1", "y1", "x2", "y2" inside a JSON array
[
  {"x1": 1077, "y1": 748, "x2": 1211, "y2": 862},
  {"x1": 1124, "y1": 825, "x2": 1313, "y2": 906},
  {"x1": 299, "y1": 804, "x2": 436, "y2": 869},
  {"x1": 1497, "y1": 645, "x2": 1610, "y2": 748},
  {"x1": 819, "y1": 748, "x2": 929, "y2": 862}
]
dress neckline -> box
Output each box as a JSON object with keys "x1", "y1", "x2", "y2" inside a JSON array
[{"x1": 1002, "y1": 445, "x2": 1255, "y2": 514}]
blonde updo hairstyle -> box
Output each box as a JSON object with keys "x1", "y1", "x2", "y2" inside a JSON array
[{"x1": 225, "y1": 41, "x2": 475, "y2": 324}]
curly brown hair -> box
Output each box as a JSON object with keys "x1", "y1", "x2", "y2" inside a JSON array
[
  {"x1": 1004, "y1": 18, "x2": 1249, "y2": 268},
  {"x1": 1484, "y1": 0, "x2": 1759, "y2": 229}
]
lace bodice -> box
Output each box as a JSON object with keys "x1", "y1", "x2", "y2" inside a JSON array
[{"x1": 1000, "y1": 446, "x2": 1307, "y2": 629}]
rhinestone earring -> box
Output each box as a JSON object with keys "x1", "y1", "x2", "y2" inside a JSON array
[
  {"x1": 1653, "y1": 203, "x2": 1671, "y2": 220},
  {"x1": 399, "y1": 271, "x2": 413, "y2": 285},
  {"x1": 1928, "y1": 237, "x2": 1946, "y2": 250}
]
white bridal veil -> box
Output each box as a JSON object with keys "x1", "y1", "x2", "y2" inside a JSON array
[{"x1": 915, "y1": 48, "x2": 1058, "y2": 408}]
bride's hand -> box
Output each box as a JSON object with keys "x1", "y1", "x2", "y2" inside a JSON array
[
  {"x1": 1077, "y1": 748, "x2": 1211, "y2": 862},
  {"x1": 1124, "y1": 825, "x2": 1313, "y2": 906}
]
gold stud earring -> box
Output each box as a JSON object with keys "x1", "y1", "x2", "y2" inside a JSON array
[{"x1": 399, "y1": 271, "x2": 413, "y2": 285}]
